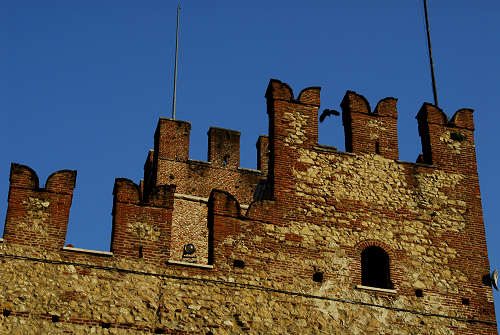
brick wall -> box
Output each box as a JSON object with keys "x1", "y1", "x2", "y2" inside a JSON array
[
  {"x1": 110, "y1": 178, "x2": 175, "y2": 264},
  {"x1": 146, "y1": 117, "x2": 266, "y2": 263},
  {"x1": 0, "y1": 78, "x2": 496, "y2": 334},
  {"x1": 4, "y1": 163, "x2": 76, "y2": 250}
]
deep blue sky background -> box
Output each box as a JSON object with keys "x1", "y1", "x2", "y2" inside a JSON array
[{"x1": 2, "y1": 1, "x2": 499, "y2": 324}]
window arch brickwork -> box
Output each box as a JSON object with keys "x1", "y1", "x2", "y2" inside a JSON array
[
  {"x1": 361, "y1": 246, "x2": 392, "y2": 289},
  {"x1": 352, "y1": 240, "x2": 400, "y2": 290}
]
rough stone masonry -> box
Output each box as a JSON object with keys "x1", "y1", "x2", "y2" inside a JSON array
[{"x1": 0, "y1": 79, "x2": 497, "y2": 334}]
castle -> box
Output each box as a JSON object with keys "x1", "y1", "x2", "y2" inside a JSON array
[{"x1": 0, "y1": 79, "x2": 497, "y2": 334}]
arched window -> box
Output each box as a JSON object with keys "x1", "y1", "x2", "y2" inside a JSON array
[{"x1": 361, "y1": 246, "x2": 392, "y2": 289}]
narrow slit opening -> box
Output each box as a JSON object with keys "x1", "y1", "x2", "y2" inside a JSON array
[{"x1": 233, "y1": 259, "x2": 245, "y2": 268}]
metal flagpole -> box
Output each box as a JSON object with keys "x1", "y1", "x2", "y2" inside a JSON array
[
  {"x1": 423, "y1": 0, "x2": 438, "y2": 107},
  {"x1": 172, "y1": 5, "x2": 181, "y2": 119}
]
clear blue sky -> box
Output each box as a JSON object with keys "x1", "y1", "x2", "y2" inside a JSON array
[{"x1": 2, "y1": 0, "x2": 499, "y2": 324}]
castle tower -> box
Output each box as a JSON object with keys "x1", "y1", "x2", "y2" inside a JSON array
[{"x1": 0, "y1": 79, "x2": 496, "y2": 334}]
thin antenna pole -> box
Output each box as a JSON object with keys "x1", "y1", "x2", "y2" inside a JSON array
[
  {"x1": 172, "y1": 5, "x2": 181, "y2": 119},
  {"x1": 423, "y1": 0, "x2": 438, "y2": 107}
]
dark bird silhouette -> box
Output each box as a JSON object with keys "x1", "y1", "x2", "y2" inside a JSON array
[{"x1": 319, "y1": 109, "x2": 340, "y2": 123}]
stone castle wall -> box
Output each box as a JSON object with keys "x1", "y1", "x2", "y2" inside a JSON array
[{"x1": 0, "y1": 79, "x2": 497, "y2": 334}]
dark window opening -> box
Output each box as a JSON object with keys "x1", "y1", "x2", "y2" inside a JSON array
[
  {"x1": 462, "y1": 298, "x2": 470, "y2": 305},
  {"x1": 155, "y1": 328, "x2": 166, "y2": 334},
  {"x1": 3, "y1": 309, "x2": 10, "y2": 317},
  {"x1": 313, "y1": 271, "x2": 324, "y2": 283},
  {"x1": 233, "y1": 260, "x2": 245, "y2": 268},
  {"x1": 51, "y1": 315, "x2": 60, "y2": 323},
  {"x1": 375, "y1": 141, "x2": 380, "y2": 154},
  {"x1": 138, "y1": 246, "x2": 143, "y2": 258},
  {"x1": 361, "y1": 246, "x2": 392, "y2": 289},
  {"x1": 482, "y1": 273, "x2": 492, "y2": 286},
  {"x1": 415, "y1": 289, "x2": 423, "y2": 297},
  {"x1": 101, "y1": 322, "x2": 111, "y2": 329}
]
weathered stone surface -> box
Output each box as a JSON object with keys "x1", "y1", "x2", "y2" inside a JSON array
[{"x1": 0, "y1": 79, "x2": 496, "y2": 334}]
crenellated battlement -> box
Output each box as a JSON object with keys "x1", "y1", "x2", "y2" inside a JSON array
[
  {"x1": 8, "y1": 163, "x2": 76, "y2": 193},
  {"x1": 1, "y1": 78, "x2": 496, "y2": 334},
  {"x1": 341, "y1": 91, "x2": 399, "y2": 160},
  {"x1": 111, "y1": 178, "x2": 175, "y2": 263},
  {"x1": 416, "y1": 103, "x2": 476, "y2": 168},
  {"x1": 2, "y1": 79, "x2": 482, "y2": 257},
  {"x1": 145, "y1": 116, "x2": 266, "y2": 263},
  {"x1": 207, "y1": 127, "x2": 241, "y2": 168},
  {"x1": 265, "y1": 79, "x2": 321, "y2": 106},
  {"x1": 4, "y1": 163, "x2": 76, "y2": 250}
]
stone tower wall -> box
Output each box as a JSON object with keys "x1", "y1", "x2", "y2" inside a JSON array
[{"x1": 0, "y1": 79, "x2": 496, "y2": 334}]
